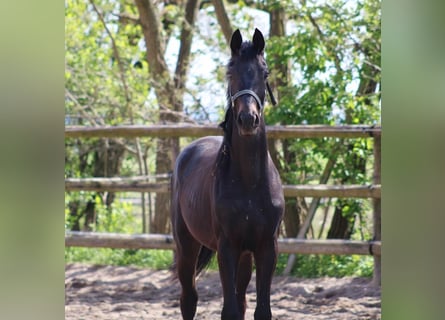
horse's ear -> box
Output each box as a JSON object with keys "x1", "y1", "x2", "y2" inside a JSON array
[
  {"x1": 230, "y1": 29, "x2": 242, "y2": 55},
  {"x1": 252, "y1": 28, "x2": 265, "y2": 54}
]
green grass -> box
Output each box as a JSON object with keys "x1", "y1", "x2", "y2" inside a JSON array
[
  {"x1": 66, "y1": 247, "x2": 373, "y2": 278},
  {"x1": 65, "y1": 247, "x2": 173, "y2": 269}
]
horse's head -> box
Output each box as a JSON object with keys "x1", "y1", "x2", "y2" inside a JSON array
[{"x1": 226, "y1": 28, "x2": 270, "y2": 136}]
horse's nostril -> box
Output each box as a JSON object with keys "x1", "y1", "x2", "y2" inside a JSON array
[
  {"x1": 237, "y1": 115, "x2": 243, "y2": 127},
  {"x1": 254, "y1": 114, "x2": 260, "y2": 127}
]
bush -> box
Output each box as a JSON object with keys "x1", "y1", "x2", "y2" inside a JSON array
[{"x1": 275, "y1": 253, "x2": 373, "y2": 278}]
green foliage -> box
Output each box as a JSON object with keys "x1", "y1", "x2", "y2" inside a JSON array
[
  {"x1": 65, "y1": 0, "x2": 158, "y2": 188},
  {"x1": 65, "y1": 192, "x2": 173, "y2": 268},
  {"x1": 264, "y1": 0, "x2": 380, "y2": 237},
  {"x1": 275, "y1": 253, "x2": 373, "y2": 278},
  {"x1": 266, "y1": 0, "x2": 381, "y2": 127},
  {"x1": 65, "y1": 0, "x2": 152, "y2": 125},
  {"x1": 65, "y1": 192, "x2": 139, "y2": 233}
]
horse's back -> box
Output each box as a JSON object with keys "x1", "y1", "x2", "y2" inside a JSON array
[
  {"x1": 171, "y1": 136, "x2": 222, "y2": 249},
  {"x1": 173, "y1": 136, "x2": 221, "y2": 185}
]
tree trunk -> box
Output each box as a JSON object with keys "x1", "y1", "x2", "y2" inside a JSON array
[
  {"x1": 281, "y1": 140, "x2": 302, "y2": 237},
  {"x1": 135, "y1": 0, "x2": 200, "y2": 233},
  {"x1": 268, "y1": 7, "x2": 303, "y2": 238},
  {"x1": 327, "y1": 146, "x2": 367, "y2": 239},
  {"x1": 83, "y1": 199, "x2": 96, "y2": 231},
  {"x1": 282, "y1": 199, "x2": 300, "y2": 237},
  {"x1": 152, "y1": 136, "x2": 177, "y2": 233},
  {"x1": 68, "y1": 200, "x2": 81, "y2": 231},
  {"x1": 327, "y1": 200, "x2": 354, "y2": 239},
  {"x1": 211, "y1": 0, "x2": 232, "y2": 43}
]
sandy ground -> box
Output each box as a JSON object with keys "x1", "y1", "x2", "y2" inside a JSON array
[{"x1": 65, "y1": 263, "x2": 381, "y2": 319}]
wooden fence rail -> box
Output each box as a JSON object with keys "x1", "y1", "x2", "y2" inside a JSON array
[
  {"x1": 65, "y1": 177, "x2": 381, "y2": 198},
  {"x1": 65, "y1": 124, "x2": 381, "y2": 139},
  {"x1": 65, "y1": 231, "x2": 381, "y2": 256}
]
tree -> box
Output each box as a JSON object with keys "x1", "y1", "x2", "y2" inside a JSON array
[
  {"x1": 133, "y1": 0, "x2": 200, "y2": 233},
  {"x1": 65, "y1": 0, "x2": 152, "y2": 232}
]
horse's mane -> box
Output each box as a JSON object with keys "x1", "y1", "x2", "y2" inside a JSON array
[
  {"x1": 215, "y1": 104, "x2": 233, "y2": 171},
  {"x1": 215, "y1": 87, "x2": 235, "y2": 170}
]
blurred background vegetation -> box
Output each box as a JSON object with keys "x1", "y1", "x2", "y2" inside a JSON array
[{"x1": 65, "y1": 0, "x2": 380, "y2": 277}]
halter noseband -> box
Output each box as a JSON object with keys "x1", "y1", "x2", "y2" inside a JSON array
[
  {"x1": 230, "y1": 81, "x2": 277, "y2": 110},
  {"x1": 231, "y1": 89, "x2": 263, "y2": 109}
]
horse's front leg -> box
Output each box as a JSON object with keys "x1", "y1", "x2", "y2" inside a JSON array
[
  {"x1": 236, "y1": 252, "x2": 253, "y2": 317},
  {"x1": 173, "y1": 214, "x2": 202, "y2": 320},
  {"x1": 217, "y1": 237, "x2": 242, "y2": 320},
  {"x1": 253, "y1": 239, "x2": 278, "y2": 320}
]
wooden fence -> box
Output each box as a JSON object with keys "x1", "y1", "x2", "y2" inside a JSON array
[
  {"x1": 65, "y1": 124, "x2": 381, "y2": 139},
  {"x1": 65, "y1": 231, "x2": 380, "y2": 256},
  {"x1": 65, "y1": 124, "x2": 381, "y2": 285},
  {"x1": 65, "y1": 177, "x2": 381, "y2": 198}
]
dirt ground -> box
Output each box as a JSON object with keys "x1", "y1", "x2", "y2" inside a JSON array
[{"x1": 65, "y1": 263, "x2": 381, "y2": 319}]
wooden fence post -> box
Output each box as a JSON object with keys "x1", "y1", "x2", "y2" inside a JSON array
[{"x1": 372, "y1": 135, "x2": 381, "y2": 286}]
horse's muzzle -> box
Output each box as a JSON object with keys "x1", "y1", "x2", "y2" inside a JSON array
[{"x1": 237, "y1": 112, "x2": 260, "y2": 135}]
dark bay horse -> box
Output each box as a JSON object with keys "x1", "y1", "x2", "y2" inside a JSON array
[{"x1": 171, "y1": 28, "x2": 285, "y2": 320}]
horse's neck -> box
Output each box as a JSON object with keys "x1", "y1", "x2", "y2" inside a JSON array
[{"x1": 229, "y1": 126, "x2": 269, "y2": 187}]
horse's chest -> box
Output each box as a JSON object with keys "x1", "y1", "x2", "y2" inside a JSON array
[{"x1": 214, "y1": 192, "x2": 282, "y2": 230}]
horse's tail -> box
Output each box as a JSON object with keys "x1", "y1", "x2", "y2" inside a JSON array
[
  {"x1": 196, "y1": 246, "x2": 215, "y2": 276},
  {"x1": 170, "y1": 245, "x2": 215, "y2": 279}
]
